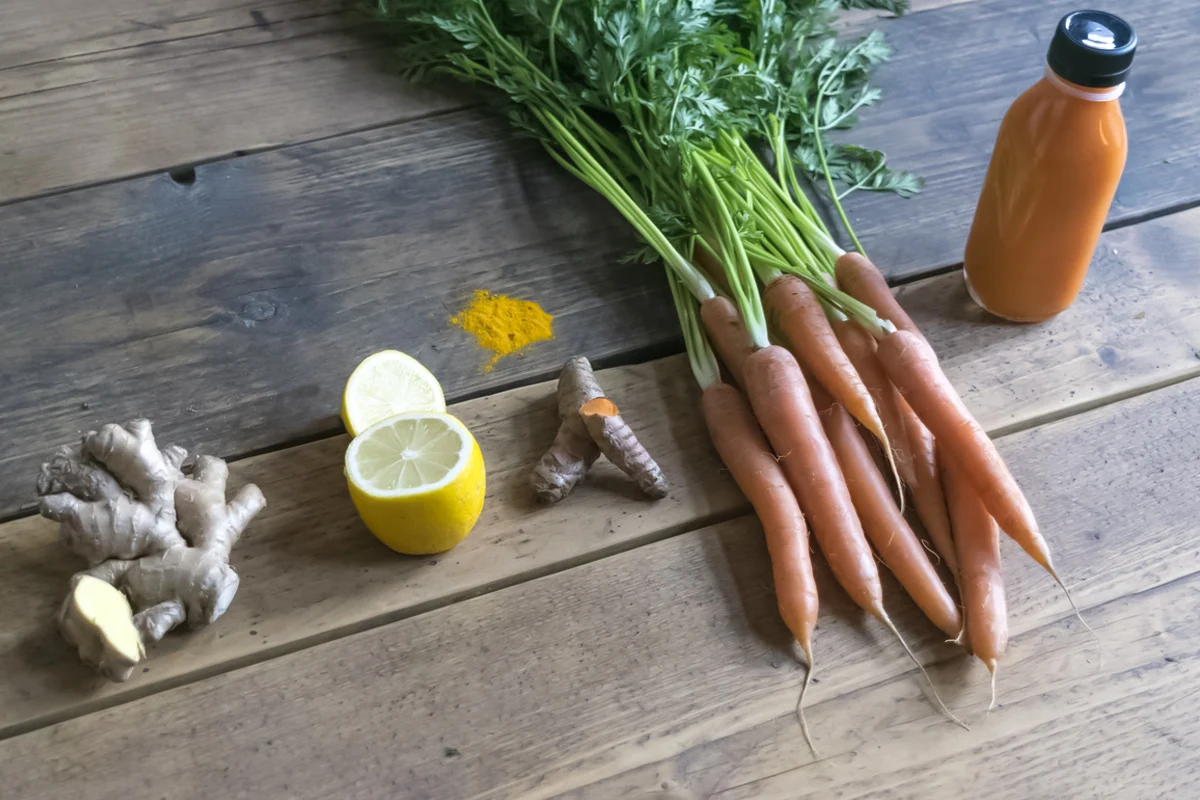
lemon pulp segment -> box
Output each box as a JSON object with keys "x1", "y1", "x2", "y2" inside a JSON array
[{"x1": 351, "y1": 415, "x2": 468, "y2": 493}]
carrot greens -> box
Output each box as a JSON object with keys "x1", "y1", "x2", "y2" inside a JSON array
[{"x1": 371, "y1": 0, "x2": 918, "y2": 322}]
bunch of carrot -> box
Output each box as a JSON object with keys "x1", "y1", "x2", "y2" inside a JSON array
[
  {"x1": 676, "y1": 245, "x2": 1024, "y2": 721},
  {"x1": 659, "y1": 125, "x2": 1077, "y2": 728}
]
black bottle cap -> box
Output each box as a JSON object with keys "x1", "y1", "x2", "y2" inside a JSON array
[{"x1": 1047, "y1": 10, "x2": 1137, "y2": 88}]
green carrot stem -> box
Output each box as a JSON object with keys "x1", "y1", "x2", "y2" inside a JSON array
[
  {"x1": 535, "y1": 109, "x2": 714, "y2": 302},
  {"x1": 813, "y1": 86, "x2": 866, "y2": 257},
  {"x1": 668, "y1": 269, "x2": 720, "y2": 390},
  {"x1": 693, "y1": 156, "x2": 768, "y2": 347}
]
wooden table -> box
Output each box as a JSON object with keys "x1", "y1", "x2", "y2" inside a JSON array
[{"x1": 2, "y1": 1, "x2": 1198, "y2": 797}]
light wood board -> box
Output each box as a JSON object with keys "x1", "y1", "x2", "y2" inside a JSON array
[
  {"x1": 3, "y1": 234, "x2": 1199, "y2": 735},
  {"x1": 2, "y1": 376, "x2": 1198, "y2": 798}
]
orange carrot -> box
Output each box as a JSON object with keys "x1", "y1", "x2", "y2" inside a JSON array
[
  {"x1": 702, "y1": 383, "x2": 819, "y2": 660},
  {"x1": 833, "y1": 255, "x2": 956, "y2": 575},
  {"x1": 876, "y1": 330, "x2": 1053, "y2": 574},
  {"x1": 831, "y1": 316, "x2": 913, "y2": 484},
  {"x1": 943, "y1": 454, "x2": 1007, "y2": 708},
  {"x1": 812, "y1": 383, "x2": 962, "y2": 638},
  {"x1": 898, "y1": 399, "x2": 958, "y2": 578},
  {"x1": 704, "y1": 383, "x2": 822, "y2": 750},
  {"x1": 764, "y1": 276, "x2": 890, "y2": 456},
  {"x1": 835, "y1": 252, "x2": 926, "y2": 345},
  {"x1": 700, "y1": 296, "x2": 753, "y2": 388},
  {"x1": 742, "y1": 345, "x2": 884, "y2": 615},
  {"x1": 745, "y1": 345, "x2": 966, "y2": 726}
]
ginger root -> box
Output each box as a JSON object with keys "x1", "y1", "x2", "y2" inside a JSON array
[
  {"x1": 58, "y1": 576, "x2": 146, "y2": 682},
  {"x1": 36, "y1": 419, "x2": 266, "y2": 681},
  {"x1": 530, "y1": 357, "x2": 667, "y2": 502}
]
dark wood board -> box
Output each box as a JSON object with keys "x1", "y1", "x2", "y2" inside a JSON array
[
  {"x1": 0, "y1": 110, "x2": 668, "y2": 517},
  {"x1": 0, "y1": 0, "x2": 467, "y2": 204},
  {"x1": 3, "y1": 376, "x2": 1200, "y2": 798},
  {"x1": 2, "y1": 191, "x2": 1198, "y2": 524},
  {"x1": 841, "y1": 0, "x2": 1200, "y2": 277}
]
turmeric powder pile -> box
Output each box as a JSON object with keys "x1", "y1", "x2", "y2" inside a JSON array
[{"x1": 450, "y1": 289, "x2": 554, "y2": 372}]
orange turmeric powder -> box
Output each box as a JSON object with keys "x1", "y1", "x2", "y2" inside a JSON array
[{"x1": 450, "y1": 290, "x2": 554, "y2": 372}]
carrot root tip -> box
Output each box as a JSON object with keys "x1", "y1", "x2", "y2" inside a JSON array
[
  {"x1": 878, "y1": 610, "x2": 969, "y2": 730},
  {"x1": 1050, "y1": 569, "x2": 1104, "y2": 667},
  {"x1": 985, "y1": 660, "x2": 998, "y2": 714},
  {"x1": 795, "y1": 659, "x2": 821, "y2": 760}
]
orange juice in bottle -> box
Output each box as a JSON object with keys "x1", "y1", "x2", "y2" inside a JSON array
[{"x1": 963, "y1": 10, "x2": 1137, "y2": 322}]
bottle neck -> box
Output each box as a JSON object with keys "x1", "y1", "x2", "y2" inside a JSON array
[{"x1": 1044, "y1": 62, "x2": 1125, "y2": 102}]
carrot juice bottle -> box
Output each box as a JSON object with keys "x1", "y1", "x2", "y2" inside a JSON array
[{"x1": 963, "y1": 10, "x2": 1137, "y2": 322}]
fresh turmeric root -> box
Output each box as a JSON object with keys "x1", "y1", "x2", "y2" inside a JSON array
[
  {"x1": 580, "y1": 398, "x2": 668, "y2": 499},
  {"x1": 36, "y1": 419, "x2": 266, "y2": 681},
  {"x1": 530, "y1": 356, "x2": 667, "y2": 502}
]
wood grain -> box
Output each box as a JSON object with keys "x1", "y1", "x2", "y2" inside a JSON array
[
  {"x1": 0, "y1": 356, "x2": 741, "y2": 737},
  {"x1": 573, "y1": 573, "x2": 1200, "y2": 800},
  {"x1": 840, "y1": 0, "x2": 1200, "y2": 277},
  {"x1": 0, "y1": 108, "x2": 665, "y2": 519},
  {"x1": 0, "y1": 0, "x2": 467, "y2": 203},
  {"x1": 2, "y1": 124, "x2": 1199, "y2": 522},
  {"x1": 3, "y1": 227, "x2": 1199, "y2": 734},
  {"x1": 2, "y1": 376, "x2": 1198, "y2": 798},
  {"x1": 3, "y1": 0, "x2": 1197, "y2": 243}
]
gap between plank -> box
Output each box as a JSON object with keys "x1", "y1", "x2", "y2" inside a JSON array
[
  {"x1": 0, "y1": 6, "x2": 344, "y2": 79},
  {"x1": 5, "y1": 370, "x2": 1199, "y2": 742},
  {"x1": 528, "y1": 554, "x2": 1200, "y2": 800},
  {"x1": 0, "y1": 335, "x2": 684, "y2": 526}
]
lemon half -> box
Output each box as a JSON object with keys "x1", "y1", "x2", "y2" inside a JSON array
[
  {"x1": 341, "y1": 350, "x2": 446, "y2": 437},
  {"x1": 345, "y1": 412, "x2": 485, "y2": 555}
]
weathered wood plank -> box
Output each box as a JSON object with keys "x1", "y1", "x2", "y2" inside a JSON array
[
  {"x1": 2, "y1": 376, "x2": 1198, "y2": 798},
  {"x1": 0, "y1": 355, "x2": 740, "y2": 736},
  {"x1": 0, "y1": 0, "x2": 465, "y2": 202},
  {"x1": 842, "y1": 0, "x2": 1200, "y2": 277},
  {"x1": 3, "y1": 103, "x2": 1199, "y2": 522},
  {"x1": 1, "y1": 0, "x2": 337, "y2": 64},
  {"x1": 2, "y1": 241, "x2": 1198, "y2": 735},
  {"x1": 0, "y1": 109, "x2": 667, "y2": 519},
  {"x1": 3, "y1": 0, "x2": 1197, "y2": 245},
  {"x1": 574, "y1": 575, "x2": 1200, "y2": 800}
]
